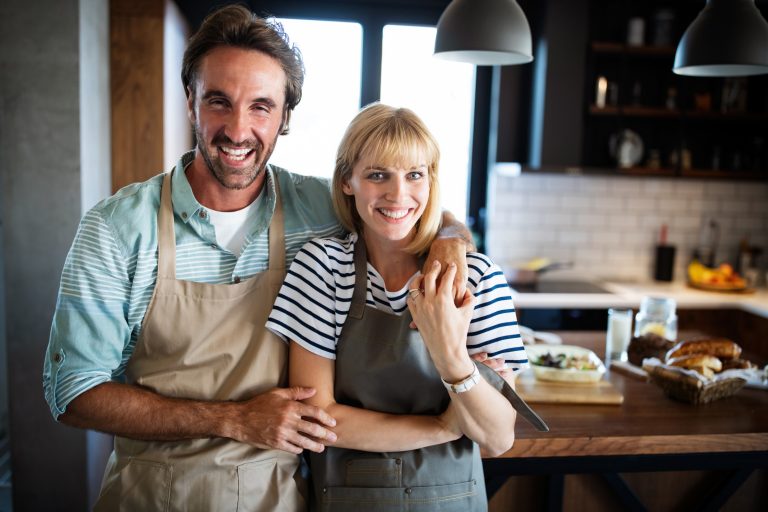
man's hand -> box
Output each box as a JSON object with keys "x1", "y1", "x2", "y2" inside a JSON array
[
  {"x1": 423, "y1": 237, "x2": 469, "y2": 302},
  {"x1": 226, "y1": 387, "x2": 337, "y2": 455}
]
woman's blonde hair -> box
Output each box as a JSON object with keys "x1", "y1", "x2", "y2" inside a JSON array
[{"x1": 332, "y1": 103, "x2": 441, "y2": 256}]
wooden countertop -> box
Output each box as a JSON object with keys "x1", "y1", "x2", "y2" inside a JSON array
[{"x1": 501, "y1": 332, "x2": 768, "y2": 459}]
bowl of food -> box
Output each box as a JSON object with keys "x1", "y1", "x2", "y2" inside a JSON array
[{"x1": 526, "y1": 344, "x2": 606, "y2": 383}]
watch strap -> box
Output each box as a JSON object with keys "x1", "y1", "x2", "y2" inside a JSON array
[{"x1": 442, "y1": 364, "x2": 480, "y2": 393}]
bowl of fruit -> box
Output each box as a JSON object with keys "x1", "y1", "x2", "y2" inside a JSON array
[{"x1": 687, "y1": 260, "x2": 751, "y2": 292}]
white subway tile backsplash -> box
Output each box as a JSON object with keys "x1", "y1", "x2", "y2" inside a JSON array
[
  {"x1": 577, "y1": 177, "x2": 610, "y2": 193},
  {"x1": 655, "y1": 199, "x2": 689, "y2": 214},
  {"x1": 621, "y1": 231, "x2": 656, "y2": 247},
  {"x1": 574, "y1": 247, "x2": 605, "y2": 263},
  {"x1": 519, "y1": 228, "x2": 558, "y2": 244},
  {"x1": 720, "y1": 199, "x2": 750, "y2": 215},
  {"x1": 673, "y1": 180, "x2": 705, "y2": 197},
  {"x1": 543, "y1": 175, "x2": 580, "y2": 192},
  {"x1": 609, "y1": 177, "x2": 643, "y2": 193},
  {"x1": 703, "y1": 182, "x2": 737, "y2": 197},
  {"x1": 749, "y1": 201, "x2": 768, "y2": 217},
  {"x1": 669, "y1": 215, "x2": 701, "y2": 230},
  {"x1": 687, "y1": 197, "x2": 705, "y2": 211},
  {"x1": 525, "y1": 194, "x2": 560, "y2": 209},
  {"x1": 626, "y1": 197, "x2": 657, "y2": 211},
  {"x1": 575, "y1": 213, "x2": 605, "y2": 227},
  {"x1": 607, "y1": 216, "x2": 639, "y2": 229},
  {"x1": 558, "y1": 231, "x2": 590, "y2": 245},
  {"x1": 560, "y1": 195, "x2": 593, "y2": 209},
  {"x1": 487, "y1": 173, "x2": 768, "y2": 281}
]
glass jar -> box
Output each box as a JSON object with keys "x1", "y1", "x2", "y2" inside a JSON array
[{"x1": 634, "y1": 296, "x2": 677, "y2": 341}]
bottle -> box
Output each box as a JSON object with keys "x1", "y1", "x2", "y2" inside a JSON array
[
  {"x1": 654, "y1": 224, "x2": 676, "y2": 282},
  {"x1": 634, "y1": 297, "x2": 677, "y2": 341}
]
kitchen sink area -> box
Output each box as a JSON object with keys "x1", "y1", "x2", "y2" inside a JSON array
[
  {"x1": 506, "y1": 273, "x2": 768, "y2": 330},
  {"x1": 508, "y1": 280, "x2": 612, "y2": 294}
]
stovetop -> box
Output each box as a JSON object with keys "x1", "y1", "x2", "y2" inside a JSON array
[{"x1": 508, "y1": 280, "x2": 611, "y2": 294}]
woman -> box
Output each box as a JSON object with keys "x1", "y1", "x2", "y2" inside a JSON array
[{"x1": 267, "y1": 104, "x2": 531, "y2": 511}]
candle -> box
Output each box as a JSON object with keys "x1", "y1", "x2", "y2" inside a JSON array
[{"x1": 596, "y1": 76, "x2": 608, "y2": 108}]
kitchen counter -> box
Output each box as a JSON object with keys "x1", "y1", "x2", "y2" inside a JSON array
[
  {"x1": 511, "y1": 279, "x2": 768, "y2": 319},
  {"x1": 484, "y1": 331, "x2": 768, "y2": 511}
]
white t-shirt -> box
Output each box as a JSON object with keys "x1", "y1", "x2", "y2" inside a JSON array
[
  {"x1": 266, "y1": 233, "x2": 530, "y2": 372},
  {"x1": 206, "y1": 195, "x2": 262, "y2": 257}
]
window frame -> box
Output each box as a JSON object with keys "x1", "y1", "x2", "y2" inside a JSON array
[{"x1": 204, "y1": 1, "x2": 493, "y2": 249}]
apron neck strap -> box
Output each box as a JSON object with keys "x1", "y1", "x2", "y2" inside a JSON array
[
  {"x1": 267, "y1": 173, "x2": 285, "y2": 271},
  {"x1": 157, "y1": 169, "x2": 286, "y2": 279},
  {"x1": 349, "y1": 235, "x2": 368, "y2": 319},
  {"x1": 157, "y1": 172, "x2": 176, "y2": 279}
]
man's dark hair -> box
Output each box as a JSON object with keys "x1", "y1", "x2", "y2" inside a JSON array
[{"x1": 182, "y1": 4, "x2": 304, "y2": 134}]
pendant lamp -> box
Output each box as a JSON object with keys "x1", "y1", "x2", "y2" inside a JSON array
[
  {"x1": 673, "y1": 0, "x2": 768, "y2": 76},
  {"x1": 434, "y1": 0, "x2": 533, "y2": 66}
]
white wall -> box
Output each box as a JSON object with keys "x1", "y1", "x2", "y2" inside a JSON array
[{"x1": 486, "y1": 171, "x2": 768, "y2": 282}]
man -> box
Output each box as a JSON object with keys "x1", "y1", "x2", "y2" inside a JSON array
[{"x1": 43, "y1": 4, "x2": 475, "y2": 511}]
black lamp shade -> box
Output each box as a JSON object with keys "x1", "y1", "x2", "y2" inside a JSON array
[
  {"x1": 673, "y1": 0, "x2": 768, "y2": 76},
  {"x1": 434, "y1": 0, "x2": 533, "y2": 66}
]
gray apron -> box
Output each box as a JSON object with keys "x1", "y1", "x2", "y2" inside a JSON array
[
  {"x1": 309, "y1": 239, "x2": 547, "y2": 512},
  {"x1": 94, "y1": 171, "x2": 306, "y2": 512}
]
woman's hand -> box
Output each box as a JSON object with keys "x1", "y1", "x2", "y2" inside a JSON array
[{"x1": 407, "y1": 261, "x2": 476, "y2": 382}]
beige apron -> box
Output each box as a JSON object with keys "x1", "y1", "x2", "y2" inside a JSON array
[{"x1": 94, "y1": 171, "x2": 306, "y2": 512}]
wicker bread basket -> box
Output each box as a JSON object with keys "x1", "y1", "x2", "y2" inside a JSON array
[{"x1": 645, "y1": 364, "x2": 747, "y2": 404}]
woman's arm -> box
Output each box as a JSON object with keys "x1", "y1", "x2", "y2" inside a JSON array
[
  {"x1": 289, "y1": 342, "x2": 461, "y2": 452},
  {"x1": 408, "y1": 262, "x2": 517, "y2": 457}
]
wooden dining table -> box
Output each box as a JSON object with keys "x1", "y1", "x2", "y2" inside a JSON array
[{"x1": 483, "y1": 331, "x2": 768, "y2": 511}]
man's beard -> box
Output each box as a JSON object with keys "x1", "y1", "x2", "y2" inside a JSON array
[{"x1": 195, "y1": 125, "x2": 276, "y2": 190}]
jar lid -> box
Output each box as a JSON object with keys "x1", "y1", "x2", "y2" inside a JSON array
[{"x1": 640, "y1": 296, "x2": 676, "y2": 318}]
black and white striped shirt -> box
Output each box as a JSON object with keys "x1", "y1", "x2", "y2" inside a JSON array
[{"x1": 267, "y1": 234, "x2": 529, "y2": 371}]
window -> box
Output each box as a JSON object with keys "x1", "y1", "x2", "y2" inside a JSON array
[
  {"x1": 268, "y1": 19, "x2": 363, "y2": 178},
  {"x1": 381, "y1": 25, "x2": 475, "y2": 221},
  {"x1": 266, "y1": 17, "x2": 475, "y2": 223}
]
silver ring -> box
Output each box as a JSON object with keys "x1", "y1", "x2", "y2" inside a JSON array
[{"x1": 408, "y1": 288, "x2": 421, "y2": 299}]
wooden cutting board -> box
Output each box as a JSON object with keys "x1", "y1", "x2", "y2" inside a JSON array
[{"x1": 516, "y1": 369, "x2": 624, "y2": 405}]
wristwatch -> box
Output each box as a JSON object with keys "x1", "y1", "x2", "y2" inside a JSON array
[{"x1": 442, "y1": 364, "x2": 481, "y2": 394}]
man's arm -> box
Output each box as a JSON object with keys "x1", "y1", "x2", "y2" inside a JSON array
[
  {"x1": 60, "y1": 381, "x2": 337, "y2": 454},
  {"x1": 423, "y1": 210, "x2": 475, "y2": 300},
  {"x1": 289, "y1": 343, "x2": 460, "y2": 451}
]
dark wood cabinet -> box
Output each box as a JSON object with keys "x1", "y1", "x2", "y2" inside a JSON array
[
  {"x1": 499, "y1": 0, "x2": 768, "y2": 181},
  {"x1": 581, "y1": 0, "x2": 768, "y2": 179}
]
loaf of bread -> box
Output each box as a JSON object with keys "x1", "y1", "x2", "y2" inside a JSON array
[
  {"x1": 665, "y1": 338, "x2": 741, "y2": 361},
  {"x1": 668, "y1": 354, "x2": 723, "y2": 371},
  {"x1": 720, "y1": 358, "x2": 757, "y2": 371},
  {"x1": 668, "y1": 354, "x2": 723, "y2": 378}
]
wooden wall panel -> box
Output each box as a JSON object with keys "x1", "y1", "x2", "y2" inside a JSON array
[
  {"x1": 110, "y1": 0, "x2": 164, "y2": 192},
  {"x1": 110, "y1": 0, "x2": 188, "y2": 192}
]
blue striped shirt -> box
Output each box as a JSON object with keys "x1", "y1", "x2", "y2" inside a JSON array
[
  {"x1": 266, "y1": 234, "x2": 530, "y2": 370},
  {"x1": 43, "y1": 151, "x2": 343, "y2": 419}
]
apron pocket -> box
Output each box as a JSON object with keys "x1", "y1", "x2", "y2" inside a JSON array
[
  {"x1": 322, "y1": 479, "x2": 479, "y2": 512},
  {"x1": 345, "y1": 458, "x2": 402, "y2": 487},
  {"x1": 237, "y1": 457, "x2": 305, "y2": 512},
  {"x1": 94, "y1": 458, "x2": 172, "y2": 512}
]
